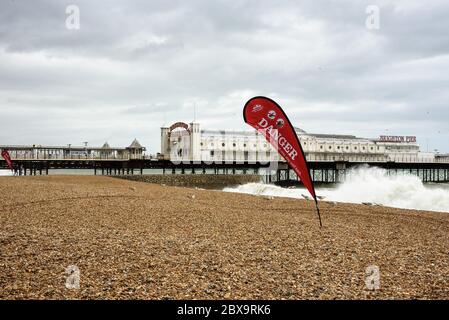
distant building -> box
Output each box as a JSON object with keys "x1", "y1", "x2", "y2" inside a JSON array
[
  {"x1": 160, "y1": 121, "x2": 442, "y2": 163},
  {"x1": 0, "y1": 139, "x2": 146, "y2": 160}
]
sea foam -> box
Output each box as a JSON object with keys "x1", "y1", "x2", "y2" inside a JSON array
[
  {"x1": 0, "y1": 170, "x2": 13, "y2": 176},
  {"x1": 223, "y1": 166, "x2": 449, "y2": 213}
]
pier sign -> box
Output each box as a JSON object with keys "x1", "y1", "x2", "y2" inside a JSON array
[
  {"x1": 379, "y1": 135, "x2": 416, "y2": 143},
  {"x1": 170, "y1": 122, "x2": 190, "y2": 133},
  {"x1": 168, "y1": 122, "x2": 190, "y2": 137}
]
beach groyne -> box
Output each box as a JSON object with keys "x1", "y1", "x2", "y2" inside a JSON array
[{"x1": 115, "y1": 174, "x2": 261, "y2": 189}]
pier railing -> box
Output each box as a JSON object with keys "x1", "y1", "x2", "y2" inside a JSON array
[
  {"x1": 8, "y1": 154, "x2": 152, "y2": 161},
  {"x1": 5, "y1": 154, "x2": 449, "y2": 163}
]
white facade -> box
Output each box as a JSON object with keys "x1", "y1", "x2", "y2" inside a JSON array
[
  {"x1": 1, "y1": 139, "x2": 146, "y2": 160},
  {"x1": 160, "y1": 122, "x2": 438, "y2": 163}
]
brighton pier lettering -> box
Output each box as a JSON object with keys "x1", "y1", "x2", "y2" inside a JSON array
[
  {"x1": 380, "y1": 135, "x2": 416, "y2": 143},
  {"x1": 257, "y1": 118, "x2": 298, "y2": 160}
]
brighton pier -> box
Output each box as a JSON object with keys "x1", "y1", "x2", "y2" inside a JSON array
[{"x1": 1, "y1": 122, "x2": 449, "y2": 184}]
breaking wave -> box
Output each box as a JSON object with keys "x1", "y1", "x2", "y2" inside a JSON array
[
  {"x1": 224, "y1": 166, "x2": 449, "y2": 213},
  {"x1": 0, "y1": 170, "x2": 13, "y2": 176}
]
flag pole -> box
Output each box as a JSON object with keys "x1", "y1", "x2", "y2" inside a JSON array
[{"x1": 314, "y1": 198, "x2": 323, "y2": 228}]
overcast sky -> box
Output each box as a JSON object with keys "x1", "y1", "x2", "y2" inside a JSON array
[{"x1": 1, "y1": 0, "x2": 448, "y2": 153}]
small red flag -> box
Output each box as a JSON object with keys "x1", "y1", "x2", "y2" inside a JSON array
[
  {"x1": 243, "y1": 96, "x2": 322, "y2": 227},
  {"x1": 1, "y1": 149, "x2": 13, "y2": 171}
]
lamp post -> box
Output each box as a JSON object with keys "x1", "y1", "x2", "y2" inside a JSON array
[{"x1": 83, "y1": 142, "x2": 88, "y2": 158}]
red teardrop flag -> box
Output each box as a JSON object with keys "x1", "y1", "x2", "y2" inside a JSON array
[
  {"x1": 1, "y1": 149, "x2": 13, "y2": 171},
  {"x1": 243, "y1": 96, "x2": 322, "y2": 226}
]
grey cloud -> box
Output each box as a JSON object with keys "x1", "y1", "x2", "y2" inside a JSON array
[{"x1": 0, "y1": 0, "x2": 448, "y2": 154}]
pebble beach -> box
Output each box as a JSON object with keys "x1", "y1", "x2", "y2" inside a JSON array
[{"x1": 0, "y1": 176, "x2": 448, "y2": 299}]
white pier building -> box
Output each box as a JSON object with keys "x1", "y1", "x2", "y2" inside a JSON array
[{"x1": 160, "y1": 121, "x2": 447, "y2": 163}]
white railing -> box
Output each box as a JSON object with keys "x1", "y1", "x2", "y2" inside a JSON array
[{"x1": 8, "y1": 154, "x2": 151, "y2": 161}]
